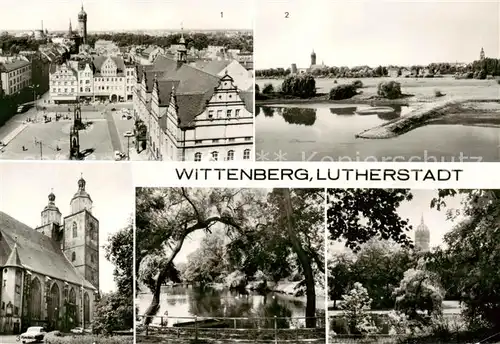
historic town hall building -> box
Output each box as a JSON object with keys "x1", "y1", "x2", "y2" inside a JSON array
[
  {"x1": 133, "y1": 34, "x2": 254, "y2": 161},
  {"x1": 0, "y1": 177, "x2": 98, "y2": 334}
]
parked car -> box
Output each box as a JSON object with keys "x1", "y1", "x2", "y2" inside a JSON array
[
  {"x1": 19, "y1": 326, "x2": 46, "y2": 343},
  {"x1": 70, "y1": 327, "x2": 84, "y2": 334}
]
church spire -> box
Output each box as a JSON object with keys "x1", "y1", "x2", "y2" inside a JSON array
[
  {"x1": 176, "y1": 23, "x2": 187, "y2": 64},
  {"x1": 68, "y1": 19, "x2": 73, "y2": 36},
  {"x1": 420, "y1": 212, "x2": 424, "y2": 224},
  {"x1": 5, "y1": 238, "x2": 22, "y2": 268}
]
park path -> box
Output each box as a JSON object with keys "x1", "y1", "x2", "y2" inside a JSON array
[{"x1": 105, "y1": 110, "x2": 123, "y2": 152}]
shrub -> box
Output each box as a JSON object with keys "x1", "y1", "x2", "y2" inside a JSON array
[
  {"x1": 329, "y1": 84, "x2": 357, "y2": 100},
  {"x1": 352, "y1": 80, "x2": 363, "y2": 89},
  {"x1": 393, "y1": 268, "x2": 445, "y2": 326},
  {"x1": 377, "y1": 81, "x2": 402, "y2": 99},
  {"x1": 340, "y1": 282, "x2": 378, "y2": 334},
  {"x1": 330, "y1": 316, "x2": 349, "y2": 334},
  {"x1": 334, "y1": 79, "x2": 338, "y2": 84},
  {"x1": 475, "y1": 69, "x2": 487, "y2": 80},
  {"x1": 262, "y1": 83, "x2": 274, "y2": 94},
  {"x1": 280, "y1": 74, "x2": 316, "y2": 98},
  {"x1": 434, "y1": 89, "x2": 444, "y2": 97},
  {"x1": 255, "y1": 83, "x2": 260, "y2": 93}
]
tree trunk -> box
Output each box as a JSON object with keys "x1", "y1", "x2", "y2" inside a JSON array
[
  {"x1": 281, "y1": 188, "x2": 317, "y2": 328},
  {"x1": 142, "y1": 236, "x2": 187, "y2": 325}
]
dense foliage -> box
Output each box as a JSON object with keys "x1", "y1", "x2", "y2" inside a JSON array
[
  {"x1": 87, "y1": 32, "x2": 253, "y2": 52},
  {"x1": 329, "y1": 84, "x2": 357, "y2": 100},
  {"x1": 0, "y1": 33, "x2": 46, "y2": 53},
  {"x1": 92, "y1": 220, "x2": 134, "y2": 334},
  {"x1": 256, "y1": 60, "x2": 500, "y2": 78},
  {"x1": 135, "y1": 188, "x2": 325, "y2": 328},
  {"x1": 280, "y1": 74, "x2": 316, "y2": 98},
  {"x1": 328, "y1": 189, "x2": 500, "y2": 339},
  {"x1": 377, "y1": 81, "x2": 403, "y2": 99}
]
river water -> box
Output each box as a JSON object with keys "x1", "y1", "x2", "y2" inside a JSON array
[
  {"x1": 136, "y1": 286, "x2": 325, "y2": 328},
  {"x1": 255, "y1": 104, "x2": 500, "y2": 162}
]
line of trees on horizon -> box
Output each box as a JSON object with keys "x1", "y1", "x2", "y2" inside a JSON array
[
  {"x1": 0, "y1": 31, "x2": 253, "y2": 54},
  {"x1": 256, "y1": 58, "x2": 500, "y2": 79}
]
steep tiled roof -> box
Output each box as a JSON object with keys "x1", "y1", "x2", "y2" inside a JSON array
[
  {"x1": 239, "y1": 91, "x2": 254, "y2": 113},
  {"x1": 0, "y1": 60, "x2": 30, "y2": 72},
  {"x1": 93, "y1": 56, "x2": 125, "y2": 73},
  {"x1": 194, "y1": 59, "x2": 231, "y2": 76},
  {"x1": 4, "y1": 244, "x2": 22, "y2": 268},
  {"x1": 143, "y1": 55, "x2": 253, "y2": 127},
  {"x1": 0, "y1": 211, "x2": 94, "y2": 289}
]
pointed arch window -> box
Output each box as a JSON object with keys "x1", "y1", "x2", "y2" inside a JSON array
[
  {"x1": 72, "y1": 222, "x2": 77, "y2": 238},
  {"x1": 71, "y1": 251, "x2": 76, "y2": 262}
]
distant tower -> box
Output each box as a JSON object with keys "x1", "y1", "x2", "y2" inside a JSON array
[
  {"x1": 415, "y1": 214, "x2": 430, "y2": 252},
  {"x1": 35, "y1": 190, "x2": 63, "y2": 240},
  {"x1": 78, "y1": 3, "x2": 88, "y2": 44},
  {"x1": 291, "y1": 63, "x2": 298, "y2": 74},
  {"x1": 310, "y1": 49, "x2": 317, "y2": 66},
  {"x1": 176, "y1": 24, "x2": 187, "y2": 65},
  {"x1": 68, "y1": 19, "x2": 73, "y2": 37},
  {"x1": 480, "y1": 47, "x2": 485, "y2": 60},
  {"x1": 63, "y1": 176, "x2": 100, "y2": 291}
]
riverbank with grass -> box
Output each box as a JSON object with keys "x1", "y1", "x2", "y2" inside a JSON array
[
  {"x1": 256, "y1": 76, "x2": 500, "y2": 105},
  {"x1": 355, "y1": 98, "x2": 500, "y2": 139}
]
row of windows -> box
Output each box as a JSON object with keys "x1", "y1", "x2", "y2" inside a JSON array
[
  {"x1": 194, "y1": 137, "x2": 252, "y2": 145},
  {"x1": 8, "y1": 65, "x2": 30, "y2": 77},
  {"x1": 208, "y1": 108, "x2": 241, "y2": 119},
  {"x1": 95, "y1": 77, "x2": 123, "y2": 82},
  {"x1": 53, "y1": 85, "x2": 124, "y2": 93},
  {"x1": 9, "y1": 80, "x2": 30, "y2": 94},
  {"x1": 53, "y1": 88, "x2": 75, "y2": 94},
  {"x1": 53, "y1": 81, "x2": 77, "y2": 86},
  {"x1": 194, "y1": 149, "x2": 251, "y2": 161},
  {"x1": 53, "y1": 72, "x2": 74, "y2": 79}
]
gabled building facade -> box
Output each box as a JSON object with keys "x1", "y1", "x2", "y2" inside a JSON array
[{"x1": 133, "y1": 35, "x2": 253, "y2": 161}]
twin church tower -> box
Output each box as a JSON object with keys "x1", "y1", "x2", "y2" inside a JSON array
[{"x1": 36, "y1": 176, "x2": 99, "y2": 290}]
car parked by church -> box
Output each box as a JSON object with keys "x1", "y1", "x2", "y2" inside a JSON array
[{"x1": 19, "y1": 326, "x2": 46, "y2": 343}]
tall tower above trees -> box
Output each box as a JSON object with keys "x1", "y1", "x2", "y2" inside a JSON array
[
  {"x1": 78, "y1": 4, "x2": 88, "y2": 44},
  {"x1": 480, "y1": 47, "x2": 485, "y2": 60},
  {"x1": 415, "y1": 214, "x2": 430, "y2": 252}
]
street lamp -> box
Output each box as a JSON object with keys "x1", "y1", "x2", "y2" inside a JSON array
[
  {"x1": 124, "y1": 131, "x2": 134, "y2": 160},
  {"x1": 29, "y1": 84, "x2": 39, "y2": 111}
]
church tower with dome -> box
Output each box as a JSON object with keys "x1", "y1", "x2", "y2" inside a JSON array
[
  {"x1": 415, "y1": 214, "x2": 430, "y2": 252},
  {"x1": 78, "y1": 4, "x2": 88, "y2": 44},
  {"x1": 310, "y1": 49, "x2": 317, "y2": 66},
  {"x1": 63, "y1": 176, "x2": 100, "y2": 290}
]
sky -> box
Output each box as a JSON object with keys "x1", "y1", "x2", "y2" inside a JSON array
[
  {"x1": 329, "y1": 189, "x2": 465, "y2": 253},
  {"x1": 0, "y1": 162, "x2": 133, "y2": 293},
  {"x1": 256, "y1": 0, "x2": 500, "y2": 68},
  {"x1": 1, "y1": 0, "x2": 253, "y2": 31}
]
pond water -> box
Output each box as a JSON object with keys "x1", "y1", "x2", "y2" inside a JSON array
[
  {"x1": 255, "y1": 104, "x2": 500, "y2": 162},
  {"x1": 137, "y1": 286, "x2": 325, "y2": 328}
]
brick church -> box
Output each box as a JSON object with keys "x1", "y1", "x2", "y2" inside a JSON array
[{"x1": 0, "y1": 176, "x2": 99, "y2": 334}]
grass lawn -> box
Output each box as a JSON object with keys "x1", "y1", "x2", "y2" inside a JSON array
[{"x1": 257, "y1": 77, "x2": 500, "y2": 104}]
